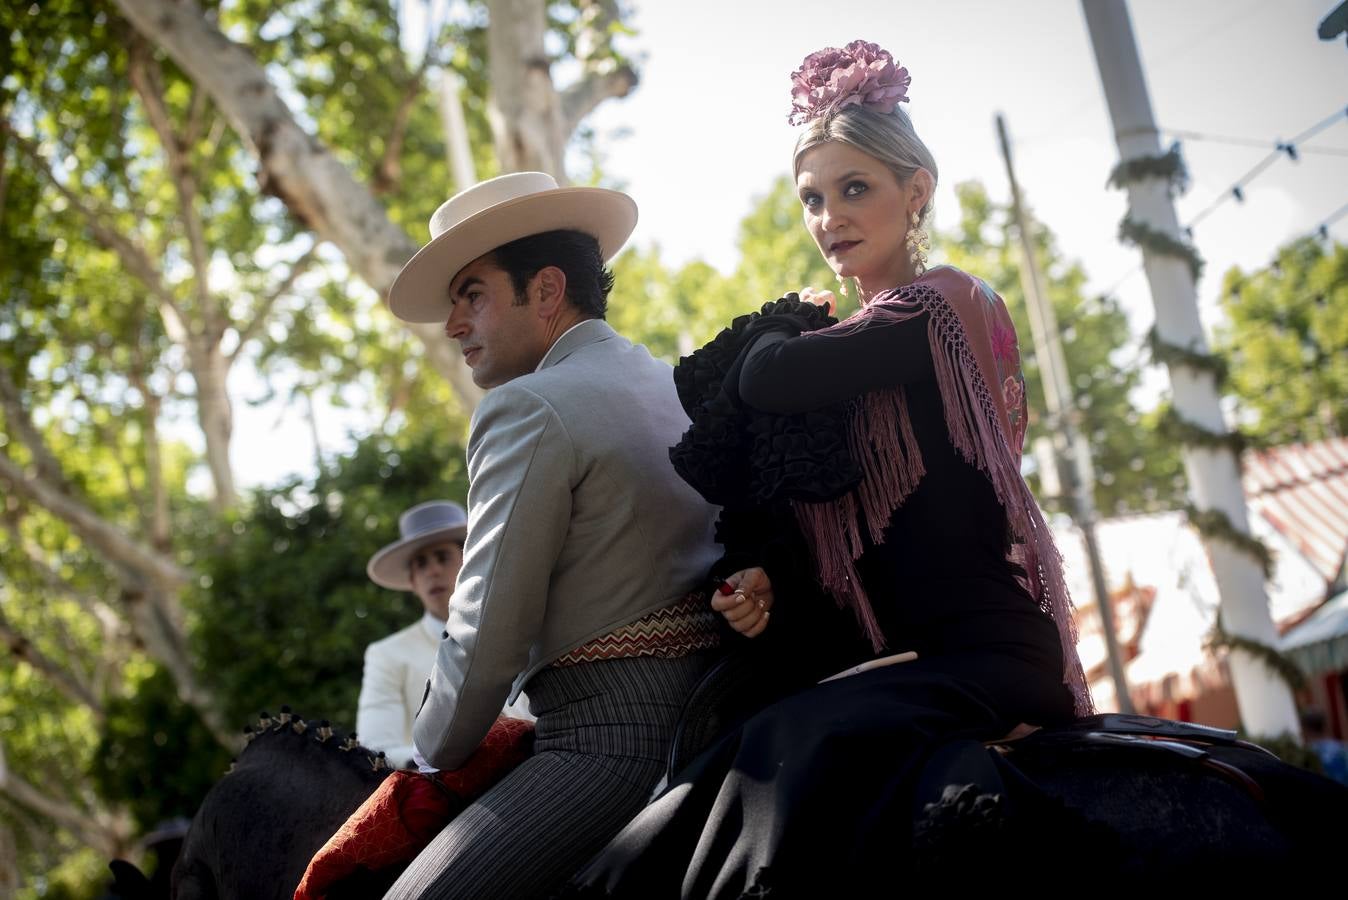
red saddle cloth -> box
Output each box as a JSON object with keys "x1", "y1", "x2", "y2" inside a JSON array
[{"x1": 293, "y1": 716, "x2": 535, "y2": 900}]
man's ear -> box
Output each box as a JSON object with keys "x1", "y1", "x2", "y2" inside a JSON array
[{"x1": 531, "y1": 266, "x2": 569, "y2": 318}]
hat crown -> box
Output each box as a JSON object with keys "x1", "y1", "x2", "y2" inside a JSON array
[
  {"x1": 429, "y1": 172, "x2": 560, "y2": 240},
  {"x1": 397, "y1": 500, "x2": 467, "y2": 541}
]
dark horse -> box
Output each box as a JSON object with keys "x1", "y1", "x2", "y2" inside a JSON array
[
  {"x1": 169, "y1": 709, "x2": 395, "y2": 900},
  {"x1": 119, "y1": 664, "x2": 1348, "y2": 898}
]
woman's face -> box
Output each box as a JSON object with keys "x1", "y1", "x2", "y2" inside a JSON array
[{"x1": 796, "y1": 141, "x2": 923, "y2": 295}]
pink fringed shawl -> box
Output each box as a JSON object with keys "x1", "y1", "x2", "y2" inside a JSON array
[{"x1": 792, "y1": 266, "x2": 1094, "y2": 716}]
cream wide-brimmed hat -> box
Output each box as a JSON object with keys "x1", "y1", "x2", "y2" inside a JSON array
[
  {"x1": 387, "y1": 172, "x2": 638, "y2": 323},
  {"x1": 366, "y1": 500, "x2": 468, "y2": 591}
]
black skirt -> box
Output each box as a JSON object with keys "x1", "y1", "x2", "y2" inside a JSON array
[{"x1": 561, "y1": 647, "x2": 1074, "y2": 899}]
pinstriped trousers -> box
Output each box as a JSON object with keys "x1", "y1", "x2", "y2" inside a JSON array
[{"x1": 382, "y1": 651, "x2": 715, "y2": 900}]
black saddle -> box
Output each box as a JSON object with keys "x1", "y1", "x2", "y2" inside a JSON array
[{"x1": 665, "y1": 649, "x2": 1348, "y2": 882}]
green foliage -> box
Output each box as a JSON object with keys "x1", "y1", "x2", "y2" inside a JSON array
[
  {"x1": 1146, "y1": 327, "x2": 1229, "y2": 385},
  {"x1": 226, "y1": 0, "x2": 493, "y2": 234},
  {"x1": 1206, "y1": 615, "x2": 1300, "y2": 688},
  {"x1": 194, "y1": 425, "x2": 471, "y2": 730},
  {"x1": 609, "y1": 248, "x2": 736, "y2": 363},
  {"x1": 13, "y1": 847, "x2": 108, "y2": 900},
  {"x1": 1118, "y1": 216, "x2": 1204, "y2": 281},
  {"x1": 0, "y1": 635, "x2": 108, "y2": 899},
  {"x1": 609, "y1": 178, "x2": 840, "y2": 365},
  {"x1": 90, "y1": 664, "x2": 233, "y2": 831},
  {"x1": 941, "y1": 183, "x2": 1184, "y2": 514},
  {"x1": 1216, "y1": 238, "x2": 1348, "y2": 446},
  {"x1": 1106, "y1": 143, "x2": 1189, "y2": 194},
  {"x1": 734, "y1": 177, "x2": 843, "y2": 315}
]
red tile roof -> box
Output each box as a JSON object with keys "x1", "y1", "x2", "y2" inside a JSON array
[{"x1": 1243, "y1": 436, "x2": 1348, "y2": 586}]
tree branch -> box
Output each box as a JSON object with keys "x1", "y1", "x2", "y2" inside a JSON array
[
  {"x1": 127, "y1": 364, "x2": 171, "y2": 552},
  {"x1": 127, "y1": 37, "x2": 216, "y2": 327},
  {"x1": 0, "y1": 120, "x2": 189, "y2": 327},
  {"x1": 560, "y1": 65, "x2": 638, "y2": 138},
  {"x1": 0, "y1": 608, "x2": 105, "y2": 719},
  {"x1": 373, "y1": 68, "x2": 428, "y2": 195},
  {"x1": 0, "y1": 365, "x2": 70, "y2": 494},
  {"x1": 0, "y1": 454, "x2": 190, "y2": 591},
  {"x1": 69, "y1": 378, "x2": 143, "y2": 509},
  {"x1": 376, "y1": 4, "x2": 442, "y2": 189},
  {"x1": 562, "y1": 0, "x2": 638, "y2": 135},
  {"x1": 229, "y1": 241, "x2": 320, "y2": 364},
  {"x1": 0, "y1": 509, "x2": 130, "y2": 653},
  {"x1": 184, "y1": 81, "x2": 210, "y2": 148},
  {"x1": 0, "y1": 746, "x2": 129, "y2": 859},
  {"x1": 0, "y1": 126, "x2": 11, "y2": 223},
  {"x1": 573, "y1": 0, "x2": 624, "y2": 63}
]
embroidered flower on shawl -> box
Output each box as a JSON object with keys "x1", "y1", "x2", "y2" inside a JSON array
[
  {"x1": 1003, "y1": 374, "x2": 1026, "y2": 439},
  {"x1": 1002, "y1": 374, "x2": 1025, "y2": 413},
  {"x1": 991, "y1": 324, "x2": 1017, "y2": 363},
  {"x1": 788, "y1": 40, "x2": 911, "y2": 125}
]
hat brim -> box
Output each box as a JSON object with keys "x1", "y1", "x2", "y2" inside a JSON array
[
  {"x1": 366, "y1": 524, "x2": 468, "y2": 591},
  {"x1": 388, "y1": 187, "x2": 638, "y2": 323}
]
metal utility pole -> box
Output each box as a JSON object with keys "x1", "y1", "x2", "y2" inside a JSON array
[
  {"x1": 1081, "y1": 0, "x2": 1299, "y2": 736},
  {"x1": 996, "y1": 113, "x2": 1134, "y2": 714}
]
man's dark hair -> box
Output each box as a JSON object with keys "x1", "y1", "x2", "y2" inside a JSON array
[{"x1": 488, "y1": 229, "x2": 615, "y2": 319}]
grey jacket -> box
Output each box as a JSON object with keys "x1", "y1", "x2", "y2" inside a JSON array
[{"x1": 413, "y1": 320, "x2": 720, "y2": 769}]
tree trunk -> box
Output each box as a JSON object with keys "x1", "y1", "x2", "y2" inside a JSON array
[
  {"x1": 187, "y1": 336, "x2": 237, "y2": 511},
  {"x1": 0, "y1": 818, "x2": 18, "y2": 899},
  {"x1": 484, "y1": 0, "x2": 638, "y2": 180},
  {"x1": 485, "y1": 0, "x2": 566, "y2": 177}
]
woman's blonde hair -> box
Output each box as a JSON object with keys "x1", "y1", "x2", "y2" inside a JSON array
[{"x1": 793, "y1": 105, "x2": 938, "y2": 219}]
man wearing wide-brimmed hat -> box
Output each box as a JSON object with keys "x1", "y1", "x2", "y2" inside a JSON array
[
  {"x1": 358, "y1": 500, "x2": 533, "y2": 771},
  {"x1": 382, "y1": 173, "x2": 721, "y2": 900}
]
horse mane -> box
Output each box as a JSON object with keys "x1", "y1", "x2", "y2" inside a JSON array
[{"x1": 228, "y1": 705, "x2": 394, "y2": 783}]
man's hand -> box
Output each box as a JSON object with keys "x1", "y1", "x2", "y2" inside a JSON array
[{"x1": 711, "y1": 567, "x2": 774, "y2": 638}]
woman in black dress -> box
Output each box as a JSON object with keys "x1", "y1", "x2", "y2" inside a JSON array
[{"x1": 565, "y1": 40, "x2": 1092, "y2": 898}]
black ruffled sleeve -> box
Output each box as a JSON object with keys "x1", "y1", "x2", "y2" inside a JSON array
[{"x1": 669, "y1": 296, "x2": 861, "y2": 508}]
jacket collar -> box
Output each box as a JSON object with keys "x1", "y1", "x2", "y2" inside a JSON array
[
  {"x1": 420, "y1": 611, "x2": 446, "y2": 641},
  {"x1": 536, "y1": 319, "x2": 615, "y2": 372}
]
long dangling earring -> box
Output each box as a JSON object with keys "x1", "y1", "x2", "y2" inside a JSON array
[
  {"x1": 905, "y1": 210, "x2": 930, "y2": 278},
  {"x1": 835, "y1": 272, "x2": 849, "y2": 298}
]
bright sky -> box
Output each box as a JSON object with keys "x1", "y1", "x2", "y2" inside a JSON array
[{"x1": 226, "y1": 0, "x2": 1348, "y2": 492}]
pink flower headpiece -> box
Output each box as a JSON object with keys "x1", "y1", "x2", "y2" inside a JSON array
[{"x1": 788, "y1": 40, "x2": 911, "y2": 126}]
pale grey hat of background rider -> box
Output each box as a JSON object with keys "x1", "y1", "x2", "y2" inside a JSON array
[{"x1": 366, "y1": 500, "x2": 469, "y2": 591}]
